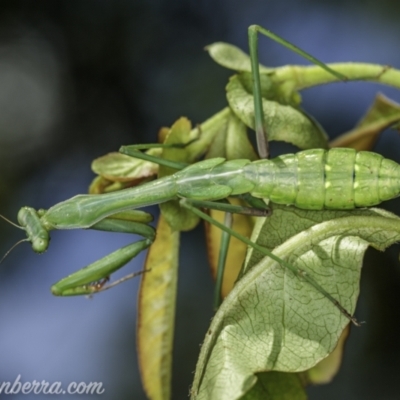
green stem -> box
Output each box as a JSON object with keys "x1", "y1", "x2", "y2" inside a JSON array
[{"x1": 274, "y1": 63, "x2": 400, "y2": 91}]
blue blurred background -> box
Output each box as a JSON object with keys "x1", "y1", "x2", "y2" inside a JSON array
[{"x1": 1, "y1": 1, "x2": 400, "y2": 399}]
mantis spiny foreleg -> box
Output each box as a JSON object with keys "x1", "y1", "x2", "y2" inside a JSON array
[{"x1": 16, "y1": 207, "x2": 155, "y2": 296}]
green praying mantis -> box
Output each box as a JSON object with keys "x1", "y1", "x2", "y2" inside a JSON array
[{"x1": 5, "y1": 25, "x2": 400, "y2": 327}]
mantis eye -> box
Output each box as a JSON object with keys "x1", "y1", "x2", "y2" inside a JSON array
[{"x1": 32, "y1": 236, "x2": 48, "y2": 253}]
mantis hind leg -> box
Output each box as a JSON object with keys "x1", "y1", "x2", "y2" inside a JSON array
[
  {"x1": 248, "y1": 25, "x2": 347, "y2": 159},
  {"x1": 180, "y1": 198, "x2": 359, "y2": 326},
  {"x1": 184, "y1": 197, "x2": 269, "y2": 309}
]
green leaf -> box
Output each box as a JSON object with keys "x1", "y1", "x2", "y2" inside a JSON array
[
  {"x1": 91, "y1": 149, "x2": 161, "y2": 182},
  {"x1": 206, "y1": 110, "x2": 258, "y2": 161},
  {"x1": 272, "y1": 63, "x2": 400, "y2": 92},
  {"x1": 226, "y1": 74, "x2": 329, "y2": 149},
  {"x1": 237, "y1": 71, "x2": 301, "y2": 107},
  {"x1": 206, "y1": 42, "x2": 272, "y2": 73},
  {"x1": 191, "y1": 206, "x2": 400, "y2": 400},
  {"x1": 186, "y1": 108, "x2": 231, "y2": 160},
  {"x1": 159, "y1": 117, "x2": 200, "y2": 231},
  {"x1": 158, "y1": 117, "x2": 198, "y2": 177},
  {"x1": 240, "y1": 372, "x2": 307, "y2": 400},
  {"x1": 302, "y1": 325, "x2": 350, "y2": 384}
]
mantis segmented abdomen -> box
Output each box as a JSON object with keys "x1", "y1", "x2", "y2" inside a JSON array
[
  {"x1": 249, "y1": 148, "x2": 400, "y2": 209},
  {"x1": 34, "y1": 147, "x2": 400, "y2": 236},
  {"x1": 179, "y1": 148, "x2": 400, "y2": 210}
]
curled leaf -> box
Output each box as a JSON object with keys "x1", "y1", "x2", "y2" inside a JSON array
[
  {"x1": 227, "y1": 74, "x2": 329, "y2": 149},
  {"x1": 241, "y1": 372, "x2": 307, "y2": 400},
  {"x1": 192, "y1": 206, "x2": 400, "y2": 400},
  {"x1": 331, "y1": 94, "x2": 400, "y2": 150},
  {"x1": 302, "y1": 325, "x2": 350, "y2": 384}
]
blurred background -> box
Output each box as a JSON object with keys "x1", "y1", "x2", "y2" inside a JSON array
[{"x1": 1, "y1": 0, "x2": 400, "y2": 399}]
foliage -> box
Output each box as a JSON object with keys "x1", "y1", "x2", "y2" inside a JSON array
[{"x1": 57, "y1": 32, "x2": 400, "y2": 399}]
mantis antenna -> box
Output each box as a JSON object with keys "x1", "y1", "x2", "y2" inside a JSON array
[
  {"x1": 0, "y1": 214, "x2": 28, "y2": 264},
  {"x1": 0, "y1": 213, "x2": 25, "y2": 230},
  {"x1": 0, "y1": 238, "x2": 29, "y2": 264}
]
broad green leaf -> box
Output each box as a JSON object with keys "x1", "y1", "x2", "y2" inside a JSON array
[
  {"x1": 158, "y1": 117, "x2": 198, "y2": 177},
  {"x1": 186, "y1": 108, "x2": 231, "y2": 160},
  {"x1": 159, "y1": 117, "x2": 200, "y2": 231},
  {"x1": 302, "y1": 325, "x2": 350, "y2": 384},
  {"x1": 206, "y1": 42, "x2": 272, "y2": 73},
  {"x1": 331, "y1": 94, "x2": 400, "y2": 150},
  {"x1": 138, "y1": 215, "x2": 180, "y2": 400},
  {"x1": 237, "y1": 71, "x2": 301, "y2": 107},
  {"x1": 240, "y1": 372, "x2": 307, "y2": 400},
  {"x1": 206, "y1": 111, "x2": 258, "y2": 161},
  {"x1": 91, "y1": 149, "x2": 161, "y2": 182},
  {"x1": 89, "y1": 150, "x2": 161, "y2": 194},
  {"x1": 227, "y1": 74, "x2": 329, "y2": 149},
  {"x1": 191, "y1": 206, "x2": 400, "y2": 400}
]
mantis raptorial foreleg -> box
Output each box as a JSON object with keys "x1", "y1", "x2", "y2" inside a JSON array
[{"x1": 16, "y1": 207, "x2": 155, "y2": 296}]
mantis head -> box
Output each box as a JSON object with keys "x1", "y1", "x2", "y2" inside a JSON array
[{"x1": 17, "y1": 207, "x2": 50, "y2": 253}]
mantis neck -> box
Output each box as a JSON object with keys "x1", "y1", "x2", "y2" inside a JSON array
[{"x1": 42, "y1": 175, "x2": 178, "y2": 229}]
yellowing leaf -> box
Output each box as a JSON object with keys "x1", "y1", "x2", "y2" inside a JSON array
[
  {"x1": 88, "y1": 176, "x2": 113, "y2": 194},
  {"x1": 158, "y1": 126, "x2": 170, "y2": 143},
  {"x1": 331, "y1": 94, "x2": 400, "y2": 150},
  {"x1": 88, "y1": 176, "x2": 140, "y2": 194},
  {"x1": 206, "y1": 200, "x2": 254, "y2": 298},
  {"x1": 138, "y1": 215, "x2": 180, "y2": 400}
]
